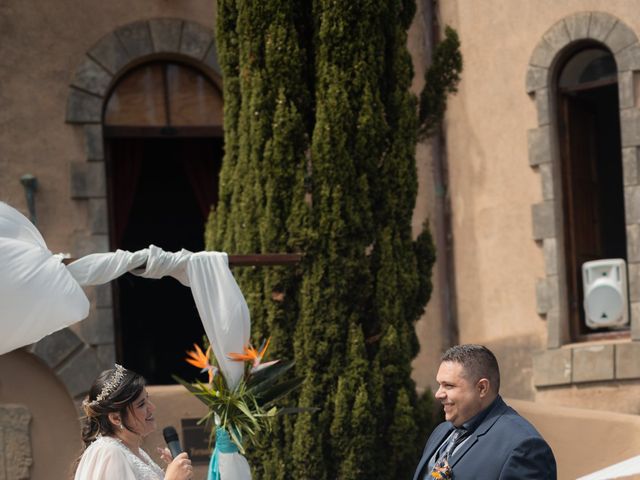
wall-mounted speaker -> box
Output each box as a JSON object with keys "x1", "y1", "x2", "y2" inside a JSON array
[{"x1": 582, "y1": 258, "x2": 629, "y2": 329}]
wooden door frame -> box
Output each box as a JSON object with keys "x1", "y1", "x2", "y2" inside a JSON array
[{"x1": 558, "y1": 81, "x2": 629, "y2": 341}]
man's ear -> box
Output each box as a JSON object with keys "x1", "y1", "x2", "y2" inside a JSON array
[
  {"x1": 476, "y1": 378, "x2": 490, "y2": 398},
  {"x1": 107, "y1": 412, "x2": 122, "y2": 428}
]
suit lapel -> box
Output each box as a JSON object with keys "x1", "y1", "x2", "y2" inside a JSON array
[
  {"x1": 413, "y1": 425, "x2": 454, "y2": 480},
  {"x1": 449, "y1": 397, "x2": 508, "y2": 468}
]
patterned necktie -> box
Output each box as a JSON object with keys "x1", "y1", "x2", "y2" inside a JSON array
[{"x1": 430, "y1": 428, "x2": 467, "y2": 479}]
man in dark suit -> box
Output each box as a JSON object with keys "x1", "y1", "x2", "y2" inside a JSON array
[{"x1": 413, "y1": 344, "x2": 556, "y2": 480}]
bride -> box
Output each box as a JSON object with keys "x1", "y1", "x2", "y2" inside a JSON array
[{"x1": 73, "y1": 364, "x2": 193, "y2": 480}]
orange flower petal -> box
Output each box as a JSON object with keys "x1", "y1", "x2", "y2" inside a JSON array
[
  {"x1": 227, "y1": 352, "x2": 252, "y2": 361},
  {"x1": 185, "y1": 343, "x2": 210, "y2": 369},
  {"x1": 258, "y1": 337, "x2": 271, "y2": 359},
  {"x1": 186, "y1": 357, "x2": 204, "y2": 368}
]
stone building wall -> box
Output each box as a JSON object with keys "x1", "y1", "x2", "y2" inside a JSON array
[{"x1": 437, "y1": 0, "x2": 640, "y2": 413}]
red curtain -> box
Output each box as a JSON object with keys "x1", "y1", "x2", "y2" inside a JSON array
[
  {"x1": 106, "y1": 139, "x2": 144, "y2": 247},
  {"x1": 180, "y1": 139, "x2": 220, "y2": 219}
]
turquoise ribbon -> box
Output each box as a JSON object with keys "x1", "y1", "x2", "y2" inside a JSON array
[{"x1": 208, "y1": 427, "x2": 239, "y2": 480}]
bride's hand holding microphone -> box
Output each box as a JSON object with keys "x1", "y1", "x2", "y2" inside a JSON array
[
  {"x1": 161, "y1": 427, "x2": 193, "y2": 480},
  {"x1": 164, "y1": 452, "x2": 193, "y2": 480}
]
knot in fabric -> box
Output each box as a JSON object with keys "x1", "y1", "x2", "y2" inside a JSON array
[
  {"x1": 215, "y1": 427, "x2": 238, "y2": 454},
  {"x1": 135, "y1": 245, "x2": 192, "y2": 286}
]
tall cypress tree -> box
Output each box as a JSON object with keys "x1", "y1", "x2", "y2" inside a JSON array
[
  {"x1": 207, "y1": 1, "x2": 449, "y2": 478},
  {"x1": 206, "y1": 1, "x2": 312, "y2": 476},
  {"x1": 208, "y1": 0, "x2": 312, "y2": 360}
]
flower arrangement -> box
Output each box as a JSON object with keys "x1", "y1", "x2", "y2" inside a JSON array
[{"x1": 173, "y1": 338, "x2": 304, "y2": 454}]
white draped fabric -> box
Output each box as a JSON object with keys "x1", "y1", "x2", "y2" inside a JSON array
[
  {"x1": 0, "y1": 202, "x2": 89, "y2": 355},
  {"x1": 577, "y1": 455, "x2": 640, "y2": 480},
  {"x1": 0, "y1": 202, "x2": 252, "y2": 479},
  {"x1": 218, "y1": 453, "x2": 253, "y2": 480},
  {"x1": 66, "y1": 244, "x2": 250, "y2": 390}
]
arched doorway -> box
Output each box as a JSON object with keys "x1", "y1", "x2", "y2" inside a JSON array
[
  {"x1": 104, "y1": 61, "x2": 223, "y2": 383},
  {"x1": 556, "y1": 46, "x2": 627, "y2": 339}
]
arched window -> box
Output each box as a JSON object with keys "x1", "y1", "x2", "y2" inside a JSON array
[
  {"x1": 103, "y1": 61, "x2": 223, "y2": 383},
  {"x1": 104, "y1": 62, "x2": 223, "y2": 135},
  {"x1": 556, "y1": 46, "x2": 627, "y2": 340}
]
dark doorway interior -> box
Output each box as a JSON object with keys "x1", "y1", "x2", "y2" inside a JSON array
[
  {"x1": 107, "y1": 137, "x2": 223, "y2": 384},
  {"x1": 559, "y1": 83, "x2": 627, "y2": 338}
]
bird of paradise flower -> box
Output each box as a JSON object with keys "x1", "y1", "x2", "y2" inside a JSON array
[
  {"x1": 227, "y1": 337, "x2": 279, "y2": 373},
  {"x1": 184, "y1": 343, "x2": 218, "y2": 383},
  {"x1": 175, "y1": 336, "x2": 309, "y2": 453}
]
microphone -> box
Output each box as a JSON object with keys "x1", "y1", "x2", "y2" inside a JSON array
[{"x1": 162, "y1": 426, "x2": 183, "y2": 459}]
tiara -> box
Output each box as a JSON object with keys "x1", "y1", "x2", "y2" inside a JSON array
[{"x1": 91, "y1": 364, "x2": 127, "y2": 405}]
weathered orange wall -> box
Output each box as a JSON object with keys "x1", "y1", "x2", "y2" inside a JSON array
[
  {"x1": 412, "y1": 0, "x2": 640, "y2": 409},
  {"x1": 0, "y1": 350, "x2": 81, "y2": 480},
  {"x1": 407, "y1": 0, "x2": 445, "y2": 397},
  {"x1": 509, "y1": 397, "x2": 640, "y2": 479},
  {"x1": 0, "y1": 0, "x2": 215, "y2": 253}
]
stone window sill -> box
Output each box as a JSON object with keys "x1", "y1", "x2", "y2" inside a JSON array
[{"x1": 533, "y1": 340, "x2": 640, "y2": 387}]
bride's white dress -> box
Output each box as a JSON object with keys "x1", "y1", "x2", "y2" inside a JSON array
[{"x1": 74, "y1": 436, "x2": 165, "y2": 480}]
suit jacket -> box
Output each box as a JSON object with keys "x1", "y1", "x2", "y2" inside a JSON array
[{"x1": 413, "y1": 396, "x2": 557, "y2": 480}]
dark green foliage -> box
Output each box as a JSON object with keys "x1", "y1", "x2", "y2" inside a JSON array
[
  {"x1": 414, "y1": 224, "x2": 437, "y2": 322},
  {"x1": 418, "y1": 26, "x2": 463, "y2": 138},
  {"x1": 329, "y1": 323, "x2": 376, "y2": 477},
  {"x1": 207, "y1": 1, "x2": 311, "y2": 476},
  {"x1": 207, "y1": 0, "x2": 456, "y2": 478},
  {"x1": 388, "y1": 388, "x2": 419, "y2": 479},
  {"x1": 415, "y1": 388, "x2": 443, "y2": 443},
  {"x1": 337, "y1": 383, "x2": 377, "y2": 479}
]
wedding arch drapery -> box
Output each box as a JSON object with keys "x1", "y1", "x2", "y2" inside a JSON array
[
  {"x1": 0, "y1": 201, "x2": 251, "y2": 479},
  {"x1": 0, "y1": 201, "x2": 90, "y2": 355},
  {"x1": 66, "y1": 245, "x2": 250, "y2": 391}
]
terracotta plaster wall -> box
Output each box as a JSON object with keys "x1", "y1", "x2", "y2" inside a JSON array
[
  {"x1": 0, "y1": 0, "x2": 215, "y2": 254},
  {"x1": 508, "y1": 398, "x2": 640, "y2": 479},
  {"x1": 436, "y1": 1, "x2": 640, "y2": 400},
  {"x1": 0, "y1": 350, "x2": 81, "y2": 480},
  {"x1": 407, "y1": 0, "x2": 446, "y2": 396}
]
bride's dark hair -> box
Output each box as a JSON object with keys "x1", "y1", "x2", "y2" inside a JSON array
[
  {"x1": 70, "y1": 366, "x2": 146, "y2": 477},
  {"x1": 80, "y1": 366, "x2": 146, "y2": 446}
]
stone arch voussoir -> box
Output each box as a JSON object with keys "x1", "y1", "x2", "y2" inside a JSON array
[
  {"x1": 66, "y1": 18, "x2": 222, "y2": 125},
  {"x1": 29, "y1": 327, "x2": 102, "y2": 401},
  {"x1": 526, "y1": 12, "x2": 640, "y2": 95}
]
